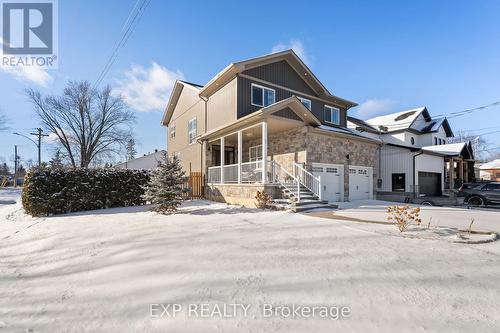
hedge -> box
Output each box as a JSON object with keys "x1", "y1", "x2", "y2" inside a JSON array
[{"x1": 22, "y1": 168, "x2": 150, "y2": 216}]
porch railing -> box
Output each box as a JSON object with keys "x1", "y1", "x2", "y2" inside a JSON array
[
  {"x1": 294, "y1": 163, "x2": 322, "y2": 200},
  {"x1": 223, "y1": 164, "x2": 238, "y2": 183},
  {"x1": 241, "y1": 161, "x2": 263, "y2": 183},
  {"x1": 208, "y1": 166, "x2": 221, "y2": 183},
  {"x1": 271, "y1": 160, "x2": 301, "y2": 201}
]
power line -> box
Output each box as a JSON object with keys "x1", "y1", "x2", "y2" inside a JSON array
[{"x1": 93, "y1": 0, "x2": 151, "y2": 89}]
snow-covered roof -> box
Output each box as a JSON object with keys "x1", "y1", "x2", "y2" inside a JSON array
[
  {"x1": 114, "y1": 150, "x2": 166, "y2": 170},
  {"x1": 318, "y1": 125, "x2": 381, "y2": 142},
  {"x1": 479, "y1": 159, "x2": 500, "y2": 170},
  {"x1": 421, "y1": 142, "x2": 467, "y2": 156},
  {"x1": 365, "y1": 107, "x2": 427, "y2": 132}
]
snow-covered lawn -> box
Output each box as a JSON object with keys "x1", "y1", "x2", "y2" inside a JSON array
[{"x1": 1, "y1": 189, "x2": 500, "y2": 332}]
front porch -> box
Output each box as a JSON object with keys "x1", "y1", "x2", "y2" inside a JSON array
[{"x1": 200, "y1": 97, "x2": 325, "y2": 207}]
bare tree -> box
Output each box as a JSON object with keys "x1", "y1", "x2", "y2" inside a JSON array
[
  {"x1": 448, "y1": 130, "x2": 489, "y2": 160},
  {"x1": 26, "y1": 81, "x2": 135, "y2": 168}
]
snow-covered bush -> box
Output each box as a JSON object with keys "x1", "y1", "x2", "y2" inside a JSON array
[
  {"x1": 143, "y1": 153, "x2": 187, "y2": 214},
  {"x1": 22, "y1": 168, "x2": 150, "y2": 216}
]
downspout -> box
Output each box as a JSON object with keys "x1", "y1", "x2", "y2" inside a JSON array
[
  {"x1": 199, "y1": 95, "x2": 209, "y2": 185},
  {"x1": 412, "y1": 150, "x2": 424, "y2": 198}
]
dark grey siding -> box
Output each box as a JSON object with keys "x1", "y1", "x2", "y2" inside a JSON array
[
  {"x1": 237, "y1": 76, "x2": 347, "y2": 127},
  {"x1": 242, "y1": 60, "x2": 315, "y2": 95}
]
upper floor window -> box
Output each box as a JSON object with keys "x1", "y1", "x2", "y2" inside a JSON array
[
  {"x1": 298, "y1": 97, "x2": 312, "y2": 110},
  {"x1": 188, "y1": 118, "x2": 197, "y2": 144},
  {"x1": 324, "y1": 105, "x2": 340, "y2": 125},
  {"x1": 411, "y1": 137, "x2": 415, "y2": 145},
  {"x1": 434, "y1": 137, "x2": 438, "y2": 145},
  {"x1": 170, "y1": 125, "x2": 176, "y2": 139},
  {"x1": 251, "y1": 83, "x2": 275, "y2": 107}
]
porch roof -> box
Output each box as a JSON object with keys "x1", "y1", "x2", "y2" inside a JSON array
[
  {"x1": 421, "y1": 142, "x2": 474, "y2": 159},
  {"x1": 199, "y1": 96, "x2": 321, "y2": 141}
]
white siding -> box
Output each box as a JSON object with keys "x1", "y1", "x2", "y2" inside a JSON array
[{"x1": 379, "y1": 145, "x2": 444, "y2": 193}]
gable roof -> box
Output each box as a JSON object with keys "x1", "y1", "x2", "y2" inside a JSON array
[
  {"x1": 479, "y1": 159, "x2": 500, "y2": 170},
  {"x1": 361, "y1": 107, "x2": 453, "y2": 137},
  {"x1": 347, "y1": 116, "x2": 380, "y2": 134},
  {"x1": 198, "y1": 49, "x2": 357, "y2": 107},
  {"x1": 161, "y1": 80, "x2": 202, "y2": 125},
  {"x1": 422, "y1": 142, "x2": 474, "y2": 159},
  {"x1": 364, "y1": 107, "x2": 429, "y2": 132}
]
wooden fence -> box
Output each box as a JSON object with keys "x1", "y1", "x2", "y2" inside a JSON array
[{"x1": 182, "y1": 171, "x2": 204, "y2": 199}]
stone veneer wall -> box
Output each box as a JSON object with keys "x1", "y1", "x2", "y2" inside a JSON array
[
  {"x1": 305, "y1": 128, "x2": 379, "y2": 199},
  {"x1": 205, "y1": 184, "x2": 281, "y2": 207},
  {"x1": 204, "y1": 125, "x2": 379, "y2": 202}
]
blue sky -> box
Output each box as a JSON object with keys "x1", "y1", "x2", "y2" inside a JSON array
[{"x1": 1, "y1": 0, "x2": 500, "y2": 167}]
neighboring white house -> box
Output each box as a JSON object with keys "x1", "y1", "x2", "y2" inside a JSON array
[
  {"x1": 114, "y1": 150, "x2": 165, "y2": 170},
  {"x1": 348, "y1": 107, "x2": 473, "y2": 201},
  {"x1": 476, "y1": 159, "x2": 500, "y2": 181}
]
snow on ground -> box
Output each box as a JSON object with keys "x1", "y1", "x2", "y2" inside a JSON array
[
  {"x1": 335, "y1": 199, "x2": 500, "y2": 233},
  {"x1": 1, "y1": 191, "x2": 500, "y2": 332}
]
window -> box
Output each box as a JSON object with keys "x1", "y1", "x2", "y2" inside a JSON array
[
  {"x1": 312, "y1": 166, "x2": 323, "y2": 173},
  {"x1": 326, "y1": 167, "x2": 338, "y2": 174},
  {"x1": 410, "y1": 137, "x2": 415, "y2": 145},
  {"x1": 392, "y1": 173, "x2": 406, "y2": 192},
  {"x1": 349, "y1": 168, "x2": 356, "y2": 174},
  {"x1": 324, "y1": 105, "x2": 340, "y2": 125},
  {"x1": 483, "y1": 183, "x2": 500, "y2": 191},
  {"x1": 441, "y1": 139, "x2": 445, "y2": 145},
  {"x1": 251, "y1": 84, "x2": 275, "y2": 107},
  {"x1": 249, "y1": 145, "x2": 262, "y2": 162},
  {"x1": 434, "y1": 137, "x2": 438, "y2": 145},
  {"x1": 170, "y1": 125, "x2": 176, "y2": 139},
  {"x1": 298, "y1": 97, "x2": 312, "y2": 110},
  {"x1": 188, "y1": 118, "x2": 197, "y2": 144}
]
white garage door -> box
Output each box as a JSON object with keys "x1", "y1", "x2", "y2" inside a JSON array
[
  {"x1": 349, "y1": 166, "x2": 373, "y2": 201},
  {"x1": 311, "y1": 163, "x2": 344, "y2": 202}
]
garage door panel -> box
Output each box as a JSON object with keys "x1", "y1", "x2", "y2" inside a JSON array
[
  {"x1": 418, "y1": 172, "x2": 441, "y2": 196},
  {"x1": 312, "y1": 163, "x2": 343, "y2": 202},
  {"x1": 349, "y1": 166, "x2": 373, "y2": 201}
]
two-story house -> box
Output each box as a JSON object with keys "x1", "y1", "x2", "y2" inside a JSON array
[
  {"x1": 348, "y1": 107, "x2": 475, "y2": 201},
  {"x1": 162, "y1": 50, "x2": 380, "y2": 207}
]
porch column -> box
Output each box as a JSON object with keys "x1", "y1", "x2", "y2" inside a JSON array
[
  {"x1": 449, "y1": 158, "x2": 455, "y2": 189},
  {"x1": 464, "y1": 161, "x2": 469, "y2": 183},
  {"x1": 262, "y1": 121, "x2": 268, "y2": 184},
  {"x1": 220, "y1": 136, "x2": 225, "y2": 183},
  {"x1": 237, "y1": 130, "x2": 242, "y2": 184}
]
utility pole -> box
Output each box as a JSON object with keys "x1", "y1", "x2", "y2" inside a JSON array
[
  {"x1": 30, "y1": 128, "x2": 49, "y2": 167},
  {"x1": 14, "y1": 145, "x2": 18, "y2": 188}
]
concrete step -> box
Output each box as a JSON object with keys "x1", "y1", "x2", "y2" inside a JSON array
[{"x1": 292, "y1": 199, "x2": 329, "y2": 207}]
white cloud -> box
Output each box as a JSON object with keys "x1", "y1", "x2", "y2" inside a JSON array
[
  {"x1": 271, "y1": 39, "x2": 311, "y2": 66},
  {"x1": 0, "y1": 38, "x2": 53, "y2": 87},
  {"x1": 114, "y1": 62, "x2": 184, "y2": 112},
  {"x1": 355, "y1": 98, "x2": 397, "y2": 119},
  {"x1": 0, "y1": 65, "x2": 53, "y2": 87}
]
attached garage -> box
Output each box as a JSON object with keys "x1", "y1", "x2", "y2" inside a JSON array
[
  {"x1": 311, "y1": 163, "x2": 344, "y2": 202},
  {"x1": 418, "y1": 172, "x2": 442, "y2": 196},
  {"x1": 349, "y1": 166, "x2": 373, "y2": 200}
]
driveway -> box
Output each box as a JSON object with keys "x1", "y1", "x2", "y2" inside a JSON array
[{"x1": 328, "y1": 200, "x2": 500, "y2": 233}]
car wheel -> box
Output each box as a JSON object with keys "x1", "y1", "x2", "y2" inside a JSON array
[
  {"x1": 421, "y1": 201, "x2": 433, "y2": 206},
  {"x1": 468, "y1": 196, "x2": 484, "y2": 207}
]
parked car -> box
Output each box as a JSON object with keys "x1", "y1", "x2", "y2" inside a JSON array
[
  {"x1": 458, "y1": 182, "x2": 500, "y2": 206},
  {"x1": 410, "y1": 193, "x2": 464, "y2": 206}
]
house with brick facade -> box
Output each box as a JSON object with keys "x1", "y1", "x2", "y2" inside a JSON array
[{"x1": 162, "y1": 50, "x2": 380, "y2": 209}]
